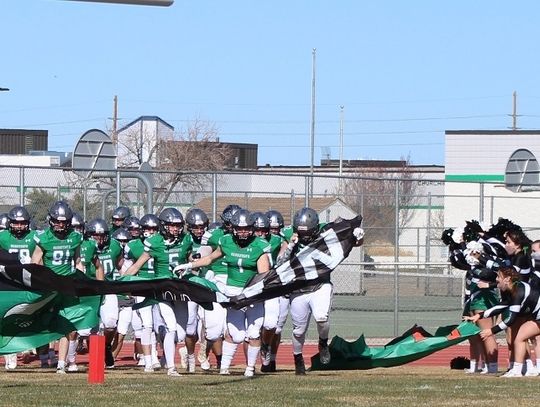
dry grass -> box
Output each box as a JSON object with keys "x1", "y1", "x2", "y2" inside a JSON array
[{"x1": 0, "y1": 365, "x2": 537, "y2": 407}]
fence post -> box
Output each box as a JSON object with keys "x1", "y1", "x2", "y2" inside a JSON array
[
  {"x1": 19, "y1": 167, "x2": 25, "y2": 206},
  {"x1": 425, "y1": 192, "x2": 432, "y2": 295},
  {"x1": 393, "y1": 180, "x2": 400, "y2": 336},
  {"x1": 479, "y1": 182, "x2": 485, "y2": 222},
  {"x1": 305, "y1": 176, "x2": 310, "y2": 208},
  {"x1": 212, "y1": 173, "x2": 218, "y2": 222}
]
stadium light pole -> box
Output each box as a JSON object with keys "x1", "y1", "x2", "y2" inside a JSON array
[
  {"x1": 309, "y1": 48, "x2": 316, "y2": 199},
  {"x1": 61, "y1": 0, "x2": 174, "y2": 6}
]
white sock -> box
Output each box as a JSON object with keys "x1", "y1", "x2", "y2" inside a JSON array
[
  {"x1": 67, "y1": 340, "x2": 77, "y2": 364},
  {"x1": 144, "y1": 355, "x2": 153, "y2": 369},
  {"x1": 246, "y1": 345, "x2": 260, "y2": 369},
  {"x1": 57, "y1": 360, "x2": 65, "y2": 369},
  {"x1": 220, "y1": 341, "x2": 238, "y2": 371},
  {"x1": 512, "y1": 362, "x2": 523, "y2": 373},
  {"x1": 163, "y1": 332, "x2": 176, "y2": 369},
  {"x1": 469, "y1": 360, "x2": 477, "y2": 371}
]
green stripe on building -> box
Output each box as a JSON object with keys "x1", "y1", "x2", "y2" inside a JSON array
[{"x1": 445, "y1": 174, "x2": 505, "y2": 182}]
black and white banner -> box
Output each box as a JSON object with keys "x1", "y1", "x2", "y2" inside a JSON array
[{"x1": 228, "y1": 215, "x2": 363, "y2": 309}]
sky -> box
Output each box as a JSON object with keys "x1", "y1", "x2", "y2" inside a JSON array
[{"x1": 2, "y1": 1, "x2": 540, "y2": 167}]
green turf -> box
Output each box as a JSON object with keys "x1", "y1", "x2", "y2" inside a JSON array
[{"x1": 0, "y1": 366, "x2": 536, "y2": 407}]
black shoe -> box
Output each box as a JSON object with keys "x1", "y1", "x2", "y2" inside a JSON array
[
  {"x1": 261, "y1": 363, "x2": 272, "y2": 373},
  {"x1": 318, "y1": 338, "x2": 331, "y2": 365},
  {"x1": 105, "y1": 346, "x2": 115, "y2": 368},
  {"x1": 294, "y1": 354, "x2": 306, "y2": 375}
]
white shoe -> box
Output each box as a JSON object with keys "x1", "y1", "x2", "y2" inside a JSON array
[
  {"x1": 219, "y1": 368, "x2": 230, "y2": 375},
  {"x1": 67, "y1": 363, "x2": 79, "y2": 372},
  {"x1": 525, "y1": 367, "x2": 539, "y2": 377},
  {"x1": 178, "y1": 347, "x2": 188, "y2": 369},
  {"x1": 244, "y1": 367, "x2": 255, "y2": 378},
  {"x1": 200, "y1": 359, "x2": 211, "y2": 371},
  {"x1": 4, "y1": 354, "x2": 17, "y2": 370},
  {"x1": 152, "y1": 362, "x2": 162, "y2": 370},
  {"x1": 137, "y1": 355, "x2": 145, "y2": 367},
  {"x1": 56, "y1": 367, "x2": 66, "y2": 375},
  {"x1": 501, "y1": 370, "x2": 523, "y2": 378},
  {"x1": 167, "y1": 368, "x2": 181, "y2": 377},
  {"x1": 143, "y1": 366, "x2": 155, "y2": 373}
]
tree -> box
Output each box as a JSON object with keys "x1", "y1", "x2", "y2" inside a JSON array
[
  {"x1": 341, "y1": 156, "x2": 420, "y2": 244},
  {"x1": 115, "y1": 117, "x2": 232, "y2": 213}
]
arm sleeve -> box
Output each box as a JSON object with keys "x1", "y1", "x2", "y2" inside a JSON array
[{"x1": 488, "y1": 284, "x2": 526, "y2": 334}]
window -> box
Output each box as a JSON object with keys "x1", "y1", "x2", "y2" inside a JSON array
[{"x1": 505, "y1": 149, "x2": 540, "y2": 192}]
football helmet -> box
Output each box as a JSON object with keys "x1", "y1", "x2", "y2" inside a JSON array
[
  {"x1": 86, "y1": 218, "x2": 110, "y2": 249},
  {"x1": 111, "y1": 206, "x2": 131, "y2": 225},
  {"x1": 230, "y1": 209, "x2": 254, "y2": 247},
  {"x1": 159, "y1": 208, "x2": 184, "y2": 240},
  {"x1": 140, "y1": 214, "x2": 160, "y2": 238},
  {"x1": 266, "y1": 210, "x2": 284, "y2": 235},
  {"x1": 0, "y1": 213, "x2": 8, "y2": 230},
  {"x1": 7, "y1": 206, "x2": 31, "y2": 238},
  {"x1": 71, "y1": 212, "x2": 85, "y2": 234},
  {"x1": 221, "y1": 204, "x2": 241, "y2": 233},
  {"x1": 250, "y1": 211, "x2": 270, "y2": 239},
  {"x1": 48, "y1": 201, "x2": 73, "y2": 238},
  {"x1": 123, "y1": 216, "x2": 141, "y2": 239},
  {"x1": 7, "y1": 206, "x2": 31, "y2": 239},
  {"x1": 111, "y1": 227, "x2": 131, "y2": 248},
  {"x1": 186, "y1": 208, "x2": 209, "y2": 242},
  {"x1": 293, "y1": 207, "x2": 319, "y2": 245}
]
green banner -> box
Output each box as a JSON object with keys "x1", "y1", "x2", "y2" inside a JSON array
[
  {"x1": 0, "y1": 290, "x2": 100, "y2": 355},
  {"x1": 310, "y1": 322, "x2": 479, "y2": 370}
]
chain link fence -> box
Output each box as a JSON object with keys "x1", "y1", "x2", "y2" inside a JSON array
[{"x1": 1, "y1": 165, "x2": 539, "y2": 337}]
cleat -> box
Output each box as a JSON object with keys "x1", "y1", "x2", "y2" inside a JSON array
[
  {"x1": 167, "y1": 368, "x2": 181, "y2": 377},
  {"x1": 40, "y1": 361, "x2": 50, "y2": 369},
  {"x1": 152, "y1": 362, "x2": 162, "y2": 370},
  {"x1": 105, "y1": 346, "x2": 115, "y2": 369},
  {"x1": 143, "y1": 366, "x2": 155, "y2": 373},
  {"x1": 244, "y1": 366, "x2": 255, "y2": 377},
  {"x1": 318, "y1": 340, "x2": 331, "y2": 365},
  {"x1": 67, "y1": 363, "x2": 79, "y2": 372},
  {"x1": 200, "y1": 359, "x2": 211, "y2": 371},
  {"x1": 260, "y1": 363, "x2": 272, "y2": 373},
  {"x1": 219, "y1": 369, "x2": 230, "y2": 375},
  {"x1": 501, "y1": 370, "x2": 523, "y2": 378},
  {"x1": 294, "y1": 354, "x2": 306, "y2": 375},
  {"x1": 137, "y1": 356, "x2": 146, "y2": 367},
  {"x1": 56, "y1": 367, "x2": 66, "y2": 375},
  {"x1": 269, "y1": 360, "x2": 276, "y2": 372},
  {"x1": 525, "y1": 368, "x2": 539, "y2": 377},
  {"x1": 178, "y1": 347, "x2": 188, "y2": 369}
]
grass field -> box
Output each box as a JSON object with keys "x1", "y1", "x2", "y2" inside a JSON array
[{"x1": 1, "y1": 366, "x2": 537, "y2": 407}]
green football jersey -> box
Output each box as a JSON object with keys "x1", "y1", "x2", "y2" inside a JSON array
[
  {"x1": 99, "y1": 239, "x2": 123, "y2": 281},
  {"x1": 0, "y1": 229, "x2": 37, "y2": 261},
  {"x1": 218, "y1": 234, "x2": 271, "y2": 288},
  {"x1": 202, "y1": 227, "x2": 228, "y2": 275},
  {"x1": 79, "y1": 239, "x2": 99, "y2": 279},
  {"x1": 266, "y1": 233, "x2": 283, "y2": 265},
  {"x1": 33, "y1": 228, "x2": 83, "y2": 276},
  {"x1": 164, "y1": 233, "x2": 192, "y2": 271},
  {"x1": 125, "y1": 238, "x2": 154, "y2": 279},
  {"x1": 143, "y1": 233, "x2": 172, "y2": 279}
]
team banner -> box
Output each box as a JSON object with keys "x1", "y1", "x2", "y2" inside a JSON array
[
  {"x1": 310, "y1": 322, "x2": 480, "y2": 370},
  {"x1": 228, "y1": 216, "x2": 363, "y2": 309},
  {"x1": 0, "y1": 281, "x2": 101, "y2": 355},
  {"x1": 0, "y1": 261, "x2": 219, "y2": 307}
]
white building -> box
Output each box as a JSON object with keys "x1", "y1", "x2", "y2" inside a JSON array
[{"x1": 116, "y1": 116, "x2": 174, "y2": 167}]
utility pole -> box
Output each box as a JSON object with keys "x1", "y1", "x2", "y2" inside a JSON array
[
  {"x1": 309, "y1": 48, "x2": 316, "y2": 199},
  {"x1": 112, "y1": 95, "x2": 118, "y2": 145},
  {"x1": 339, "y1": 105, "x2": 344, "y2": 195},
  {"x1": 510, "y1": 90, "x2": 520, "y2": 130}
]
